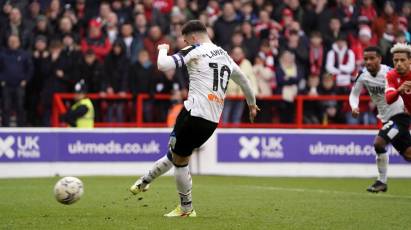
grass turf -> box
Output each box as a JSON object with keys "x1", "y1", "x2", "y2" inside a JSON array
[{"x1": 0, "y1": 176, "x2": 411, "y2": 230}]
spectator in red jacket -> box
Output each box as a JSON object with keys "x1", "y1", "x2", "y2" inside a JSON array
[
  {"x1": 143, "y1": 25, "x2": 171, "y2": 66},
  {"x1": 372, "y1": 1, "x2": 399, "y2": 40},
  {"x1": 80, "y1": 19, "x2": 111, "y2": 62}
]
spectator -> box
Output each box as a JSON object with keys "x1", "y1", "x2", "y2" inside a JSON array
[
  {"x1": 378, "y1": 23, "x2": 395, "y2": 64},
  {"x1": 241, "y1": 21, "x2": 260, "y2": 62},
  {"x1": 303, "y1": 0, "x2": 332, "y2": 36},
  {"x1": 350, "y1": 25, "x2": 376, "y2": 69},
  {"x1": 398, "y1": 17, "x2": 410, "y2": 42},
  {"x1": 105, "y1": 12, "x2": 119, "y2": 43},
  {"x1": 402, "y1": 3, "x2": 411, "y2": 32},
  {"x1": 134, "y1": 13, "x2": 148, "y2": 37},
  {"x1": 77, "y1": 49, "x2": 104, "y2": 122},
  {"x1": 153, "y1": 0, "x2": 174, "y2": 15},
  {"x1": 151, "y1": 68, "x2": 182, "y2": 122},
  {"x1": 46, "y1": 0, "x2": 63, "y2": 31},
  {"x1": 325, "y1": 34, "x2": 356, "y2": 94},
  {"x1": 56, "y1": 16, "x2": 79, "y2": 42},
  {"x1": 77, "y1": 49, "x2": 103, "y2": 94},
  {"x1": 0, "y1": 35, "x2": 33, "y2": 126},
  {"x1": 41, "y1": 40, "x2": 76, "y2": 126},
  {"x1": 27, "y1": 35, "x2": 49, "y2": 126},
  {"x1": 240, "y1": 1, "x2": 258, "y2": 24},
  {"x1": 128, "y1": 49, "x2": 155, "y2": 122},
  {"x1": 175, "y1": 0, "x2": 195, "y2": 21},
  {"x1": 103, "y1": 41, "x2": 129, "y2": 122},
  {"x1": 324, "y1": 17, "x2": 343, "y2": 49},
  {"x1": 318, "y1": 73, "x2": 344, "y2": 124},
  {"x1": 206, "y1": 0, "x2": 220, "y2": 26},
  {"x1": 142, "y1": 0, "x2": 167, "y2": 32},
  {"x1": 255, "y1": 10, "x2": 281, "y2": 39},
  {"x1": 143, "y1": 25, "x2": 171, "y2": 66},
  {"x1": 61, "y1": 33, "x2": 82, "y2": 84},
  {"x1": 302, "y1": 75, "x2": 322, "y2": 124},
  {"x1": 117, "y1": 22, "x2": 143, "y2": 65},
  {"x1": 308, "y1": 31, "x2": 326, "y2": 78},
  {"x1": 275, "y1": 50, "x2": 304, "y2": 123},
  {"x1": 335, "y1": 0, "x2": 359, "y2": 33},
  {"x1": 80, "y1": 19, "x2": 112, "y2": 62},
  {"x1": 111, "y1": 0, "x2": 132, "y2": 25},
  {"x1": 359, "y1": 0, "x2": 377, "y2": 22},
  {"x1": 97, "y1": 1, "x2": 112, "y2": 26},
  {"x1": 372, "y1": 1, "x2": 399, "y2": 40},
  {"x1": 1, "y1": 8, "x2": 31, "y2": 49},
  {"x1": 213, "y1": 2, "x2": 241, "y2": 49},
  {"x1": 223, "y1": 46, "x2": 257, "y2": 124},
  {"x1": 31, "y1": 15, "x2": 54, "y2": 47},
  {"x1": 25, "y1": 1, "x2": 41, "y2": 29},
  {"x1": 280, "y1": 29, "x2": 309, "y2": 71}
]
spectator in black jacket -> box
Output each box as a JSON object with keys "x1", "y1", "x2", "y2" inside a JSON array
[
  {"x1": 1, "y1": 8, "x2": 32, "y2": 50},
  {"x1": 103, "y1": 40, "x2": 129, "y2": 122},
  {"x1": 117, "y1": 22, "x2": 143, "y2": 64},
  {"x1": 128, "y1": 49, "x2": 155, "y2": 122},
  {"x1": 213, "y1": 2, "x2": 241, "y2": 50},
  {"x1": 26, "y1": 35, "x2": 49, "y2": 126},
  {"x1": 41, "y1": 40, "x2": 76, "y2": 126},
  {"x1": 77, "y1": 49, "x2": 104, "y2": 122},
  {"x1": 0, "y1": 35, "x2": 33, "y2": 126}
]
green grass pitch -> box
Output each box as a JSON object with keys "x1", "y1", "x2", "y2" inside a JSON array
[{"x1": 1, "y1": 176, "x2": 411, "y2": 230}]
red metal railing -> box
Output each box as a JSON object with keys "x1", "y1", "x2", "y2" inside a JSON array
[{"x1": 52, "y1": 93, "x2": 377, "y2": 129}]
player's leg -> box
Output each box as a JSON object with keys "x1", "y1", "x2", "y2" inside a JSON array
[
  {"x1": 165, "y1": 115, "x2": 217, "y2": 217},
  {"x1": 367, "y1": 135, "x2": 389, "y2": 192},
  {"x1": 170, "y1": 153, "x2": 194, "y2": 216},
  {"x1": 367, "y1": 121, "x2": 396, "y2": 193},
  {"x1": 130, "y1": 108, "x2": 190, "y2": 195},
  {"x1": 129, "y1": 151, "x2": 174, "y2": 194}
]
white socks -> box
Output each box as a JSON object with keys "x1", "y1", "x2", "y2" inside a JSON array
[
  {"x1": 174, "y1": 165, "x2": 193, "y2": 212},
  {"x1": 142, "y1": 153, "x2": 173, "y2": 183},
  {"x1": 376, "y1": 153, "x2": 388, "y2": 183}
]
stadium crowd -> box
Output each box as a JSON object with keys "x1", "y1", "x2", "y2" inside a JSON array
[{"x1": 0, "y1": 0, "x2": 409, "y2": 126}]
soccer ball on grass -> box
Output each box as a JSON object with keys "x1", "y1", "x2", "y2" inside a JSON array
[{"x1": 54, "y1": 177, "x2": 84, "y2": 205}]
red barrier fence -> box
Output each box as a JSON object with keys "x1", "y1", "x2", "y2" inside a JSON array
[{"x1": 52, "y1": 93, "x2": 377, "y2": 129}]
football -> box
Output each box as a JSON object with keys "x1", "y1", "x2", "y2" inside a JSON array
[{"x1": 54, "y1": 177, "x2": 84, "y2": 205}]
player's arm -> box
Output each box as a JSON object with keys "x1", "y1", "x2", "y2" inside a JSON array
[
  {"x1": 230, "y1": 62, "x2": 259, "y2": 122},
  {"x1": 157, "y1": 44, "x2": 195, "y2": 72},
  {"x1": 157, "y1": 44, "x2": 176, "y2": 72},
  {"x1": 385, "y1": 72, "x2": 400, "y2": 104},
  {"x1": 349, "y1": 74, "x2": 364, "y2": 118}
]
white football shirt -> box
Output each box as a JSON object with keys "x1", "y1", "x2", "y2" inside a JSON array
[
  {"x1": 349, "y1": 64, "x2": 404, "y2": 122},
  {"x1": 162, "y1": 43, "x2": 255, "y2": 123}
]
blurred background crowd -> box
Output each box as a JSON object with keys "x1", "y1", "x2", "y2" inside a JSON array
[{"x1": 0, "y1": 0, "x2": 409, "y2": 127}]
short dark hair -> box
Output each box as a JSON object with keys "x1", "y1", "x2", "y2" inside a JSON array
[
  {"x1": 364, "y1": 46, "x2": 382, "y2": 56},
  {"x1": 181, "y1": 20, "x2": 207, "y2": 36}
]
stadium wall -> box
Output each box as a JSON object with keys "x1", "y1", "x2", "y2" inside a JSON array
[{"x1": 0, "y1": 128, "x2": 410, "y2": 178}]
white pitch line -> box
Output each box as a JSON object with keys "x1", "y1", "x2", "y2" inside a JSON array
[{"x1": 234, "y1": 185, "x2": 411, "y2": 200}]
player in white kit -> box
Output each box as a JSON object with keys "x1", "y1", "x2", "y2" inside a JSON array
[
  {"x1": 129, "y1": 20, "x2": 259, "y2": 217},
  {"x1": 349, "y1": 46, "x2": 404, "y2": 193}
]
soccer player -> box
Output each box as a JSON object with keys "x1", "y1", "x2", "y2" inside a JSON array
[
  {"x1": 349, "y1": 46, "x2": 404, "y2": 193},
  {"x1": 384, "y1": 43, "x2": 411, "y2": 164},
  {"x1": 129, "y1": 20, "x2": 259, "y2": 217}
]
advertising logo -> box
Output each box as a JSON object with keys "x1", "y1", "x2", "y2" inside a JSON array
[
  {"x1": 0, "y1": 135, "x2": 40, "y2": 159},
  {"x1": 238, "y1": 136, "x2": 284, "y2": 160},
  {"x1": 0, "y1": 136, "x2": 15, "y2": 158}
]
